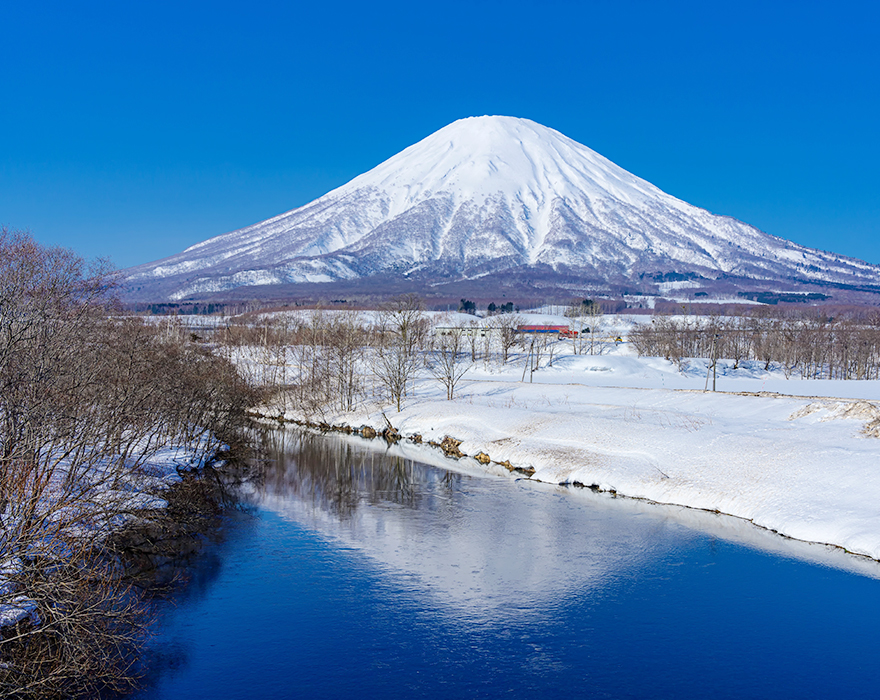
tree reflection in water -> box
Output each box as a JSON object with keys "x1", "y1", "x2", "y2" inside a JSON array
[{"x1": 252, "y1": 427, "x2": 464, "y2": 519}]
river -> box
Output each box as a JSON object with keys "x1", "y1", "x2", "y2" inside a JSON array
[{"x1": 135, "y1": 428, "x2": 880, "y2": 699}]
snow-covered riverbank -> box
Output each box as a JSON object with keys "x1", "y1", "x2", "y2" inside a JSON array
[
  {"x1": 0, "y1": 444, "x2": 216, "y2": 630},
  {"x1": 260, "y1": 339, "x2": 880, "y2": 561}
]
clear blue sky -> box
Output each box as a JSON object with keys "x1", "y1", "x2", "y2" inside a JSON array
[{"x1": 2, "y1": 0, "x2": 879, "y2": 269}]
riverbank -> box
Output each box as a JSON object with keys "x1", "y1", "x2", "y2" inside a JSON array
[
  {"x1": 0, "y1": 440, "x2": 257, "y2": 698},
  {"x1": 257, "y1": 347, "x2": 880, "y2": 562},
  {"x1": 0, "y1": 444, "x2": 218, "y2": 631}
]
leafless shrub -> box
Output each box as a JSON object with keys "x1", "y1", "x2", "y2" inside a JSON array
[{"x1": 1, "y1": 542, "x2": 149, "y2": 698}]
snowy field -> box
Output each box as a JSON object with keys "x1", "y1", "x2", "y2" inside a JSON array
[{"x1": 255, "y1": 312, "x2": 880, "y2": 562}]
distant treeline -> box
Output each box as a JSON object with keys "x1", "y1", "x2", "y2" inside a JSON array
[
  {"x1": 630, "y1": 309, "x2": 880, "y2": 380},
  {"x1": 736, "y1": 291, "x2": 830, "y2": 305},
  {"x1": 129, "y1": 301, "x2": 238, "y2": 315}
]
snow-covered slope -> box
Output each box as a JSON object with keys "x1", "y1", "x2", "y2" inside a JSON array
[{"x1": 125, "y1": 116, "x2": 880, "y2": 301}]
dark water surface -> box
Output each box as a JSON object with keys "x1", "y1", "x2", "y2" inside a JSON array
[{"x1": 136, "y1": 429, "x2": 880, "y2": 699}]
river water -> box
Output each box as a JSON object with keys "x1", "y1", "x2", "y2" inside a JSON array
[{"x1": 136, "y1": 428, "x2": 880, "y2": 699}]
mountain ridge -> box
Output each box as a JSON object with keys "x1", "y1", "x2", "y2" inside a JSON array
[{"x1": 124, "y1": 116, "x2": 880, "y2": 303}]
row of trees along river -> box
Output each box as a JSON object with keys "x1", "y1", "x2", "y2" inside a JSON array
[
  {"x1": 217, "y1": 295, "x2": 618, "y2": 418},
  {"x1": 0, "y1": 228, "x2": 258, "y2": 698}
]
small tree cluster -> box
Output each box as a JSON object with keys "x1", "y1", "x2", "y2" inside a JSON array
[{"x1": 486, "y1": 301, "x2": 515, "y2": 315}]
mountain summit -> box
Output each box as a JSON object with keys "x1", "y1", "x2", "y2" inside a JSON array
[{"x1": 125, "y1": 116, "x2": 880, "y2": 302}]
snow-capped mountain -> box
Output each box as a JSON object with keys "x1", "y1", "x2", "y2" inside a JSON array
[{"x1": 125, "y1": 116, "x2": 880, "y2": 302}]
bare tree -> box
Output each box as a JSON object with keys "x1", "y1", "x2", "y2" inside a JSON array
[
  {"x1": 465, "y1": 319, "x2": 481, "y2": 362},
  {"x1": 428, "y1": 327, "x2": 472, "y2": 400},
  {"x1": 326, "y1": 310, "x2": 366, "y2": 412},
  {"x1": 373, "y1": 296, "x2": 427, "y2": 411},
  {"x1": 490, "y1": 314, "x2": 522, "y2": 365}
]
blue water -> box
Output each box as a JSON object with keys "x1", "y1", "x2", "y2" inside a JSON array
[{"x1": 136, "y1": 430, "x2": 880, "y2": 699}]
